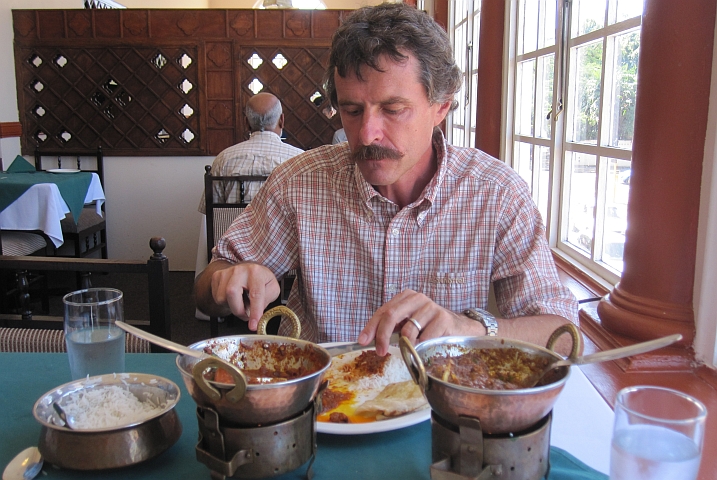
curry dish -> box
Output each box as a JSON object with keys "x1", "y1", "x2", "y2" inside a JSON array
[
  {"x1": 425, "y1": 347, "x2": 551, "y2": 390},
  {"x1": 202, "y1": 340, "x2": 324, "y2": 385}
]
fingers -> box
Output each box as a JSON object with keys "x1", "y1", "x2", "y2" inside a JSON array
[
  {"x1": 363, "y1": 290, "x2": 461, "y2": 356},
  {"x1": 364, "y1": 290, "x2": 427, "y2": 356},
  {"x1": 210, "y1": 262, "x2": 280, "y2": 329}
]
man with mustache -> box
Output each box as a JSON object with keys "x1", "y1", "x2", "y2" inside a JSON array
[{"x1": 195, "y1": 3, "x2": 578, "y2": 355}]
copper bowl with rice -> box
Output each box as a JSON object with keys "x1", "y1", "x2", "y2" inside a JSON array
[{"x1": 33, "y1": 373, "x2": 182, "y2": 470}]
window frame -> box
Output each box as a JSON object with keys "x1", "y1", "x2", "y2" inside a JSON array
[{"x1": 502, "y1": 0, "x2": 641, "y2": 288}]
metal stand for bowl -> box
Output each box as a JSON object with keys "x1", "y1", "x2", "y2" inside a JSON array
[
  {"x1": 195, "y1": 400, "x2": 318, "y2": 480},
  {"x1": 430, "y1": 411, "x2": 552, "y2": 480}
]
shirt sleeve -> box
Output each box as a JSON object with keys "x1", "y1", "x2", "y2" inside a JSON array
[{"x1": 490, "y1": 180, "x2": 579, "y2": 323}]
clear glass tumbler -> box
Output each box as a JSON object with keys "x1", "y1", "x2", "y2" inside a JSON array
[
  {"x1": 610, "y1": 385, "x2": 707, "y2": 480},
  {"x1": 63, "y1": 287, "x2": 125, "y2": 380}
]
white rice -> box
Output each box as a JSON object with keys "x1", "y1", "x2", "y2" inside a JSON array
[
  {"x1": 328, "y1": 348, "x2": 412, "y2": 393},
  {"x1": 61, "y1": 385, "x2": 166, "y2": 430},
  {"x1": 354, "y1": 353, "x2": 411, "y2": 391}
]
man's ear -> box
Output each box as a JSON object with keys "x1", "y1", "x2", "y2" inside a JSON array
[
  {"x1": 433, "y1": 101, "x2": 452, "y2": 127},
  {"x1": 278, "y1": 113, "x2": 285, "y2": 129}
]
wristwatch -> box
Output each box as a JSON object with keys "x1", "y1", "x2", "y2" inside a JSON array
[{"x1": 463, "y1": 308, "x2": 498, "y2": 337}]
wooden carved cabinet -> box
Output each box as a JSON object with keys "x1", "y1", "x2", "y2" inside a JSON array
[{"x1": 13, "y1": 9, "x2": 348, "y2": 156}]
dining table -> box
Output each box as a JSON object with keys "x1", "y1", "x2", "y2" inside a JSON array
[
  {"x1": 0, "y1": 351, "x2": 613, "y2": 479},
  {"x1": 0, "y1": 170, "x2": 105, "y2": 248}
]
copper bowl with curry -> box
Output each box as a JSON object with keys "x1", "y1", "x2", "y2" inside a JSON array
[
  {"x1": 176, "y1": 307, "x2": 331, "y2": 426},
  {"x1": 400, "y1": 324, "x2": 581, "y2": 435}
]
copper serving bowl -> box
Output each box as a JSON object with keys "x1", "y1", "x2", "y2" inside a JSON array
[
  {"x1": 33, "y1": 373, "x2": 182, "y2": 470},
  {"x1": 176, "y1": 307, "x2": 331, "y2": 426},
  {"x1": 400, "y1": 324, "x2": 581, "y2": 434}
]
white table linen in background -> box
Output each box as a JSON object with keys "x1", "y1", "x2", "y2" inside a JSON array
[{"x1": 0, "y1": 173, "x2": 104, "y2": 248}]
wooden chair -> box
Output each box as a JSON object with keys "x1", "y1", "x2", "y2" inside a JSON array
[
  {"x1": 203, "y1": 165, "x2": 295, "y2": 337},
  {"x1": 0, "y1": 236, "x2": 170, "y2": 353},
  {"x1": 204, "y1": 165, "x2": 269, "y2": 337},
  {"x1": 34, "y1": 146, "x2": 108, "y2": 259},
  {"x1": 0, "y1": 229, "x2": 51, "y2": 317}
]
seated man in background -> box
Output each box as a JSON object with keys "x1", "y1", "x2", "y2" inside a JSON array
[
  {"x1": 196, "y1": 3, "x2": 578, "y2": 355},
  {"x1": 198, "y1": 92, "x2": 304, "y2": 213},
  {"x1": 332, "y1": 128, "x2": 347, "y2": 144},
  {"x1": 194, "y1": 92, "x2": 303, "y2": 322}
]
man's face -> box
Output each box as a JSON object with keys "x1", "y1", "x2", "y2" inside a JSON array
[{"x1": 334, "y1": 54, "x2": 451, "y2": 197}]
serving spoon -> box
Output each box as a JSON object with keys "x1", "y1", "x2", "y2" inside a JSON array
[
  {"x1": 2, "y1": 446, "x2": 43, "y2": 480},
  {"x1": 522, "y1": 333, "x2": 683, "y2": 388},
  {"x1": 52, "y1": 402, "x2": 76, "y2": 430},
  {"x1": 114, "y1": 321, "x2": 281, "y2": 384}
]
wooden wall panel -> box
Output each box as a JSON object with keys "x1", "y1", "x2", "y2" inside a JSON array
[
  {"x1": 13, "y1": 9, "x2": 352, "y2": 156},
  {"x1": 37, "y1": 11, "x2": 65, "y2": 39},
  {"x1": 95, "y1": 10, "x2": 122, "y2": 38},
  {"x1": 256, "y1": 11, "x2": 284, "y2": 39}
]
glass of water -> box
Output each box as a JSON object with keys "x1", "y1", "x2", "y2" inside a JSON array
[
  {"x1": 610, "y1": 385, "x2": 707, "y2": 480},
  {"x1": 63, "y1": 288, "x2": 125, "y2": 380}
]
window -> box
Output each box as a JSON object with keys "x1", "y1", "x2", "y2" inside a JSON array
[
  {"x1": 505, "y1": 0, "x2": 642, "y2": 285},
  {"x1": 446, "y1": 0, "x2": 481, "y2": 148}
]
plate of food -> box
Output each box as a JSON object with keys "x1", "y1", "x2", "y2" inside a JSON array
[
  {"x1": 317, "y1": 343, "x2": 430, "y2": 435},
  {"x1": 47, "y1": 168, "x2": 81, "y2": 173}
]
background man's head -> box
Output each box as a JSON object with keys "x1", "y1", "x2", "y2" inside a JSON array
[
  {"x1": 245, "y1": 92, "x2": 284, "y2": 135},
  {"x1": 324, "y1": 3, "x2": 462, "y2": 112}
]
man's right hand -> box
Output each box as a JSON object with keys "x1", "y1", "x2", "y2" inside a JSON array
[{"x1": 195, "y1": 260, "x2": 281, "y2": 331}]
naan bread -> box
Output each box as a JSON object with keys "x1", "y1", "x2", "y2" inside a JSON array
[{"x1": 354, "y1": 380, "x2": 428, "y2": 418}]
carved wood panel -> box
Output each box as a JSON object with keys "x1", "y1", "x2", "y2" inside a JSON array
[{"x1": 13, "y1": 9, "x2": 349, "y2": 156}]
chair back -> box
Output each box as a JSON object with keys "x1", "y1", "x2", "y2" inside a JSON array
[
  {"x1": 34, "y1": 146, "x2": 104, "y2": 185},
  {"x1": 0, "y1": 237, "x2": 171, "y2": 352},
  {"x1": 204, "y1": 164, "x2": 268, "y2": 263}
]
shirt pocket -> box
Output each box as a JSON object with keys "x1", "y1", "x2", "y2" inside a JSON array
[{"x1": 413, "y1": 269, "x2": 490, "y2": 313}]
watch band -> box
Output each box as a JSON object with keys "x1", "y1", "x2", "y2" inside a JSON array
[{"x1": 463, "y1": 308, "x2": 498, "y2": 336}]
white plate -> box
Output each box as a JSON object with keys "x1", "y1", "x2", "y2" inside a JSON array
[
  {"x1": 47, "y1": 168, "x2": 81, "y2": 173},
  {"x1": 316, "y1": 342, "x2": 430, "y2": 435}
]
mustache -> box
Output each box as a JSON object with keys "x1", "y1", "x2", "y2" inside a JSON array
[{"x1": 351, "y1": 144, "x2": 403, "y2": 161}]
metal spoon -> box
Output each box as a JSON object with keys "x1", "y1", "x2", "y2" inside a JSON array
[
  {"x1": 2, "y1": 446, "x2": 43, "y2": 480},
  {"x1": 114, "y1": 321, "x2": 278, "y2": 384},
  {"x1": 523, "y1": 333, "x2": 683, "y2": 388},
  {"x1": 52, "y1": 402, "x2": 76, "y2": 430}
]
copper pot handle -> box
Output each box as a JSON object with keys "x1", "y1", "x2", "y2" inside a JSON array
[
  {"x1": 545, "y1": 323, "x2": 582, "y2": 359},
  {"x1": 257, "y1": 305, "x2": 301, "y2": 338},
  {"x1": 399, "y1": 336, "x2": 429, "y2": 393},
  {"x1": 192, "y1": 357, "x2": 248, "y2": 403}
]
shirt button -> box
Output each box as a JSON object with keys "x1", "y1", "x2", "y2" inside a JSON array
[
  {"x1": 391, "y1": 228, "x2": 399, "y2": 236},
  {"x1": 387, "y1": 284, "x2": 397, "y2": 293}
]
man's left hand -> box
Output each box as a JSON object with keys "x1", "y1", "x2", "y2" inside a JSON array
[{"x1": 358, "y1": 289, "x2": 480, "y2": 356}]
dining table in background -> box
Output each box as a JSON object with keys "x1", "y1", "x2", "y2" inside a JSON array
[
  {"x1": 0, "y1": 171, "x2": 105, "y2": 248},
  {"x1": 0, "y1": 351, "x2": 612, "y2": 480}
]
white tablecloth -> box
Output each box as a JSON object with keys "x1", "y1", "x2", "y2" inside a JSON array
[
  {"x1": 552, "y1": 368, "x2": 614, "y2": 474},
  {"x1": 0, "y1": 172, "x2": 104, "y2": 248}
]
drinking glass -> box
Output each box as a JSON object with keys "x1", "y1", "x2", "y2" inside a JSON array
[
  {"x1": 63, "y1": 288, "x2": 125, "y2": 380},
  {"x1": 610, "y1": 385, "x2": 707, "y2": 480}
]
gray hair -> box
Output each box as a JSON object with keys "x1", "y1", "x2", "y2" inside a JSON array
[
  {"x1": 324, "y1": 3, "x2": 462, "y2": 111},
  {"x1": 245, "y1": 99, "x2": 283, "y2": 132}
]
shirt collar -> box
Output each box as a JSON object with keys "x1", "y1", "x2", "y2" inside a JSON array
[{"x1": 248, "y1": 130, "x2": 283, "y2": 141}]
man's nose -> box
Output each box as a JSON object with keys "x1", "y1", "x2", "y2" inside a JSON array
[{"x1": 358, "y1": 111, "x2": 383, "y2": 146}]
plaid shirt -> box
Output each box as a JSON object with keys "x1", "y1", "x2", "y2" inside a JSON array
[
  {"x1": 198, "y1": 131, "x2": 303, "y2": 213},
  {"x1": 215, "y1": 129, "x2": 578, "y2": 342}
]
